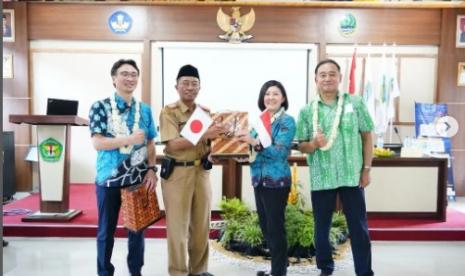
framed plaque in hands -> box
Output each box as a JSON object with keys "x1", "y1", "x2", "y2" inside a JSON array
[
  {"x1": 211, "y1": 111, "x2": 249, "y2": 157},
  {"x1": 121, "y1": 183, "x2": 163, "y2": 232}
]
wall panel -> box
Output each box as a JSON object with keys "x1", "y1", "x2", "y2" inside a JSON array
[
  {"x1": 438, "y1": 9, "x2": 465, "y2": 195},
  {"x1": 28, "y1": 4, "x2": 440, "y2": 45},
  {"x1": 451, "y1": 151, "x2": 465, "y2": 196},
  {"x1": 324, "y1": 9, "x2": 441, "y2": 44},
  {"x1": 447, "y1": 104, "x2": 465, "y2": 150},
  {"x1": 438, "y1": 9, "x2": 465, "y2": 103},
  {"x1": 28, "y1": 4, "x2": 148, "y2": 40},
  {"x1": 3, "y1": 2, "x2": 31, "y2": 191}
]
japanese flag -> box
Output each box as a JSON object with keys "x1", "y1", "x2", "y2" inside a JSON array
[
  {"x1": 180, "y1": 106, "x2": 213, "y2": 145},
  {"x1": 252, "y1": 110, "x2": 272, "y2": 148}
]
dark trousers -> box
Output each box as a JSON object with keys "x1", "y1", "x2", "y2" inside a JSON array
[
  {"x1": 311, "y1": 186, "x2": 374, "y2": 276},
  {"x1": 254, "y1": 186, "x2": 290, "y2": 276},
  {"x1": 96, "y1": 185, "x2": 145, "y2": 276}
]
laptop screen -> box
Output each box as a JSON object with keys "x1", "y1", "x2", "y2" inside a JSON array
[{"x1": 46, "y1": 98, "x2": 79, "y2": 116}]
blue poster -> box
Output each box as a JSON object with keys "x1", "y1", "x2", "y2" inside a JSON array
[{"x1": 414, "y1": 102, "x2": 455, "y2": 191}]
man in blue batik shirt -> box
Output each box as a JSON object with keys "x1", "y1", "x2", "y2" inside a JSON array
[{"x1": 89, "y1": 59, "x2": 158, "y2": 276}]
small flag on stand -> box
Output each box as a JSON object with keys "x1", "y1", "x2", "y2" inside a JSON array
[
  {"x1": 180, "y1": 106, "x2": 213, "y2": 145},
  {"x1": 252, "y1": 110, "x2": 272, "y2": 148}
]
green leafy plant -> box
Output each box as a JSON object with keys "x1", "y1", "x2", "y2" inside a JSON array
[
  {"x1": 285, "y1": 204, "x2": 306, "y2": 247},
  {"x1": 219, "y1": 197, "x2": 250, "y2": 221},
  {"x1": 285, "y1": 204, "x2": 315, "y2": 248},
  {"x1": 296, "y1": 213, "x2": 314, "y2": 248},
  {"x1": 236, "y1": 212, "x2": 263, "y2": 247},
  {"x1": 220, "y1": 218, "x2": 241, "y2": 245},
  {"x1": 218, "y1": 197, "x2": 347, "y2": 259}
]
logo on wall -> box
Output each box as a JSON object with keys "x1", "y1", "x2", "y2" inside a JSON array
[
  {"x1": 217, "y1": 7, "x2": 255, "y2": 43},
  {"x1": 39, "y1": 138, "x2": 63, "y2": 162},
  {"x1": 108, "y1": 11, "x2": 132, "y2": 34},
  {"x1": 338, "y1": 13, "x2": 357, "y2": 37}
]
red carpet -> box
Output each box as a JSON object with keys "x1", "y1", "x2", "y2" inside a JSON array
[
  {"x1": 3, "y1": 184, "x2": 220, "y2": 239},
  {"x1": 368, "y1": 210, "x2": 465, "y2": 241},
  {"x1": 3, "y1": 184, "x2": 465, "y2": 241}
]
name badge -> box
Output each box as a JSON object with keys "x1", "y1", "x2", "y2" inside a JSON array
[{"x1": 344, "y1": 104, "x2": 354, "y2": 114}]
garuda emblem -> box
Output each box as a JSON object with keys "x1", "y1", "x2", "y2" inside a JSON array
[{"x1": 217, "y1": 7, "x2": 255, "y2": 43}]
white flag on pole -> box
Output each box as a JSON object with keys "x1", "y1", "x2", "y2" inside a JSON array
[
  {"x1": 363, "y1": 52, "x2": 376, "y2": 122},
  {"x1": 386, "y1": 44, "x2": 401, "y2": 142},
  {"x1": 387, "y1": 47, "x2": 400, "y2": 122}
]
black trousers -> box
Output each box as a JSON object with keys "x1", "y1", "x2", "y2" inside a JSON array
[{"x1": 254, "y1": 186, "x2": 290, "y2": 276}]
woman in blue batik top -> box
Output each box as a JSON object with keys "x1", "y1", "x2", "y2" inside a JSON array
[{"x1": 236, "y1": 80, "x2": 296, "y2": 276}]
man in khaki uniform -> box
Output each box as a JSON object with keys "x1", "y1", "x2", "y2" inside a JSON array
[{"x1": 159, "y1": 64, "x2": 224, "y2": 276}]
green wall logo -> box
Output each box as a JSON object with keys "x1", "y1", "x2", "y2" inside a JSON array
[
  {"x1": 39, "y1": 138, "x2": 63, "y2": 162},
  {"x1": 339, "y1": 13, "x2": 357, "y2": 37}
]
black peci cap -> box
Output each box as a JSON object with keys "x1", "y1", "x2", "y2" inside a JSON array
[{"x1": 176, "y1": 64, "x2": 200, "y2": 81}]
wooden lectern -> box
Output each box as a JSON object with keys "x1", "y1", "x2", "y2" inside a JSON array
[{"x1": 9, "y1": 115, "x2": 88, "y2": 222}]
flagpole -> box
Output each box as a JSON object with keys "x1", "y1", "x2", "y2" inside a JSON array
[{"x1": 360, "y1": 54, "x2": 366, "y2": 97}]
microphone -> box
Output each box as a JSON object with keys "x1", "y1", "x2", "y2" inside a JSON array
[{"x1": 394, "y1": 126, "x2": 402, "y2": 144}]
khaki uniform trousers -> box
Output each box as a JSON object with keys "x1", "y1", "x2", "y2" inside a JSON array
[{"x1": 161, "y1": 166, "x2": 211, "y2": 276}]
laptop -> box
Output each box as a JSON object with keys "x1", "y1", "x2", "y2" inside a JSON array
[{"x1": 46, "y1": 98, "x2": 79, "y2": 116}]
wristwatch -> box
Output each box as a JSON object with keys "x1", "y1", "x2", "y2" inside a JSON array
[
  {"x1": 363, "y1": 165, "x2": 372, "y2": 171},
  {"x1": 147, "y1": 165, "x2": 158, "y2": 173},
  {"x1": 253, "y1": 142, "x2": 264, "y2": 152}
]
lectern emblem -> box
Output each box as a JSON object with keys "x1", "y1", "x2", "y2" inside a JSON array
[{"x1": 39, "y1": 138, "x2": 63, "y2": 162}]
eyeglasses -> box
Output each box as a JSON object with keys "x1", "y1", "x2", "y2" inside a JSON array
[
  {"x1": 179, "y1": 80, "x2": 200, "y2": 89},
  {"x1": 119, "y1": 71, "x2": 139, "y2": 79},
  {"x1": 317, "y1": 72, "x2": 339, "y2": 79}
]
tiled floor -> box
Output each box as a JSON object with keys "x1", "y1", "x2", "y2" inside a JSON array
[
  {"x1": 3, "y1": 197, "x2": 465, "y2": 276},
  {"x1": 3, "y1": 238, "x2": 465, "y2": 276}
]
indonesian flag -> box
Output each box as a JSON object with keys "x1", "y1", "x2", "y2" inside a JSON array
[
  {"x1": 348, "y1": 47, "x2": 357, "y2": 95},
  {"x1": 252, "y1": 110, "x2": 272, "y2": 148},
  {"x1": 180, "y1": 106, "x2": 213, "y2": 145}
]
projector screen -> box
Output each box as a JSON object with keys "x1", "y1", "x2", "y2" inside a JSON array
[{"x1": 154, "y1": 42, "x2": 317, "y2": 121}]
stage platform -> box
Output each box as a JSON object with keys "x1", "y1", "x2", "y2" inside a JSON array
[{"x1": 3, "y1": 184, "x2": 465, "y2": 241}]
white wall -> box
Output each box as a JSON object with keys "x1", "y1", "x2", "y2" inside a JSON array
[
  {"x1": 30, "y1": 40, "x2": 144, "y2": 184},
  {"x1": 151, "y1": 42, "x2": 318, "y2": 123}
]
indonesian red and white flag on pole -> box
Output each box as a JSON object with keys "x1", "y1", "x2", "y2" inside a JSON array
[
  {"x1": 180, "y1": 106, "x2": 213, "y2": 145},
  {"x1": 252, "y1": 110, "x2": 272, "y2": 148},
  {"x1": 348, "y1": 47, "x2": 357, "y2": 95}
]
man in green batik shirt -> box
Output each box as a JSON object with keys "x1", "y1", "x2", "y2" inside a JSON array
[{"x1": 296, "y1": 59, "x2": 374, "y2": 276}]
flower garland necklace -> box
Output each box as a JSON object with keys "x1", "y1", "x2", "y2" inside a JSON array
[
  {"x1": 271, "y1": 107, "x2": 285, "y2": 124},
  {"x1": 312, "y1": 93, "x2": 344, "y2": 151},
  {"x1": 110, "y1": 94, "x2": 140, "y2": 154}
]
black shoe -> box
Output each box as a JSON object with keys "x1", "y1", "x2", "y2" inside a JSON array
[
  {"x1": 319, "y1": 272, "x2": 332, "y2": 276},
  {"x1": 3, "y1": 240, "x2": 8, "y2": 247},
  {"x1": 257, "y1": 271, "x2": 272, "y2": 276}
]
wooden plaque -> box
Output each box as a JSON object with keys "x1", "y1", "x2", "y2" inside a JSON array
[{"x1": 211, "y1": 111, "x2": 249, "y2": 157}]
